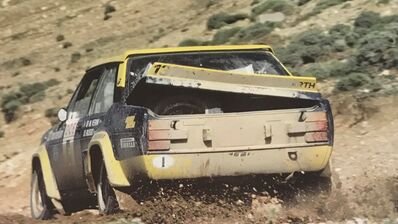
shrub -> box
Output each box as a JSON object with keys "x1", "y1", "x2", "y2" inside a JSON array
[
  {"x1": 377, "y1": 0, "x2": 390, "y2": 4},
  {"x1": 332, "y1": 39, "x2": 347, "y2": 52},
  {"x1": 354, "y1": 11, "x2": 381, "y2": 29},
  {"x1": 329, "y1": 24, "x2": 351, "y2": 39},
  {"x1": 345, "y1": 31, "x2": 361, "y2": 47},
  {"x1": 276, "y1": 49, "x2": 303, "y2": 68},
  {"x1": 355, "y1": 30, "x2": 398, "y2": 68},
  {"x1": 45, "y1": 79, "x2": 61, "y2": 87},
  {"x1": 0, "y1": 130, "x2": 4, "y2": 138},
  {"x1": 382, "y1": 14, "x2": 398, "y2": 24},
  {"x1": 251, "y1": 0, "x2": 294, "y2": 16},
  {"x1": 277, "y1": 29, "x2": 333, "y2": 66},
  {"x1": 327, "y1": 60, "x2": 362, "y2": 77},
  {"x1": 104, "y1": 3, "x2": 116, "y2": 14},
  {"x1": 1, "y1": 97, "x2": 22, "y2": 123},
  {"x1": 300, "y1": 0, "x2": 351, "y2": 20},
  {"x1": 296, "y1": 60, "x2": 359, "y2": 80},
  {"x1": 298, "y1": 0, "x2": 312, "y2": 6},
  {"x1": 20, "y1": 82, "x2": 47, "y2": 97},
  {"x1": 207, "y1": 12, "x2": 248, "y2": 30},
  {"x1": 231, "y1": 22, "x2": 275, "y2": 43},
  {"x1": 211, "y1": 27, "x2": 241, "y2": 45},
  {"x1": 178, "y1": 39, "x2": 207, "y2": 46},
  {"x1": 70, "y1": 52, "x2": 81, "y2": 63},
  {"x1": 293, "y1": 29, "x2": 333, "y2": 46},
  {"x1": 45, "y1": 108, "x2": 59, "y2": 125},
  {"x1": 313, "y1": 0, "x2": 352, "y2": 12},
  {"x1": 297, "y1": 63, "x2": 331, "y2": 80},
  {"x1": 335, "y1": 73, "x2": 371, "y2": 91},
  {"x1": 0, "y1": 79, "x2": 60, "y2": 123}
]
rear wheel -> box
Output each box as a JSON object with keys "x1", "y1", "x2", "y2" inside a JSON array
[
  {"x1": 97, "y1": 162, "x2": 119, "y2": 215},
  {"x1": 30, "y1": 169, "x2": 54, "y2": 220}
]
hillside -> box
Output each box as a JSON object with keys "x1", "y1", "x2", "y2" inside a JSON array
[{"x1": 0, "y1": 0, "x2": 397, "y2": 223}]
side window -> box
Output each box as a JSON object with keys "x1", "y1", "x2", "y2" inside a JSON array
[
  {"x1": 68, "y1": 69, "x2": 102, "y2": 119},
  {"x1": 89, "y1": 65, "x2": 117, "y2": 115}
]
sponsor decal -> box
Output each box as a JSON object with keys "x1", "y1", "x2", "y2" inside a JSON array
[
  {"x1": 83, "y1": 128, "x2": 94, "y2": 137},
  {"x1": 300, "y1": 81, "x2": 316, "y2": 89},
  {"x1": 63, "y1": 119, "x2": 79, "y2": 142},
  {"x1": 125, "y1": 116, "x2": 136, "y2": 129},
  {"x1": 48, "y1": 130, "x2": 64, "y2": 141},
  {"x1": 120, "y1": 138, "x2": 136, "y2": 149},
  {"x1": 229, "y1": 151, "x2": 251, "y2": 157},
  {"x1": 152, "y1": 155, "x2": 174, "y2": 169},
  {"x1": 84, "y1": 119, "x2": 101, "y2": 128}
]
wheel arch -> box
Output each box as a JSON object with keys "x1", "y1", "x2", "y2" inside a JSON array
[
  {"x1": 31, "y1": 146, "x2": 61, "y2": 200},
  {"x1": 85, "y1": 131, "x2": 130, "y2": 192}
]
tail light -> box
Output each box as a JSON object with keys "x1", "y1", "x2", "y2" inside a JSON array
[
  {"x1": 304, "y1": 112, "x2": 329, "y2": 143},
  {"x1": 288, "y1": 111, "x2": 330, "y2": 143},
  {"x1": 147, "y1": 120, "x2": 188, "y2": 151}
]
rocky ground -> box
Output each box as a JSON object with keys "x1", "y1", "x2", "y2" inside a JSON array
[{"x1": 0, "y1": 0, "x2": 397, "y2": 223}]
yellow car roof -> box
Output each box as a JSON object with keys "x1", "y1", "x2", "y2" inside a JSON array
[{"x1": 89, "y1": 45, "x2": 273, "y2": 69}]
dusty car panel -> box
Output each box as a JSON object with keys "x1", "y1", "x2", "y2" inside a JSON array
[
  {"x1": 121, "y1": 145, "x2": 332, "y2": 180},
  {"x1": 145, "y1": 62, "x2": 319, "y2": 100}
]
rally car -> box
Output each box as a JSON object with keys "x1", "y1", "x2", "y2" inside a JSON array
[{"x1": 30, "y1": 45, "x2": 334, "y2": 219}]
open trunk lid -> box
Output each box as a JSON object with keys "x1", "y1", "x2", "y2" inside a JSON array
[{"x1": 145, "y1": 62, "x2": 320, "y2": 100}]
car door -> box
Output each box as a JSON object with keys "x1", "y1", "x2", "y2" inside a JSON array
[
  {"x1": 80, "y1": 64, "x2": 118, "y2": 152},
  {"x1": 49, "y1": 67, "x2": 103, "y2": 191}
]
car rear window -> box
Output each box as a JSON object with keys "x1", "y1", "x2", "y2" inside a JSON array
[{"x1": 128, "y1": 51, "x2": 289, "y2": 77}]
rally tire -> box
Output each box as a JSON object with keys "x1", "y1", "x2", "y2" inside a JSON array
[
  {"x1": 30, "y1": 169, "x2": 54, "y2": 220},
  {"x1": 97, "y1": 162, "x2": 119, "y2": 215}
]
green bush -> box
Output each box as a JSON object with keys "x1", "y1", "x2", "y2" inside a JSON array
[
  {"x1": 332, "y1": 39, "x2": 347, "y2": 52},
  {"x1": 300, "y1": 0, "x2": 351, "y2": 20},
  {"x1": 277, "y1": 29, "x2": 333, "y2": 66},
  {"x1": 335, "y1": 73, "x2": 371, "y2": 91},
  {"x1": 0, "y1": 130, "x2": 4, "y2": 138},
  {"x1": 0, "y1": 79, "x2": 60, "y2": 123},
  {"x1": 296, "y1": 60, "x2": 359, "y2": 80},
  {"x1": 211, "y1": 27, "x2": 241, "y2": 45},
  {"x1": 45, "y1": 79, "x2": 61, "y2": 87},
  {"x1": 298, "y1": 0, "x2": 312, "y2": 6},
  {"x1": 354, "y1": 11, "x2": 382, "y2": 35},
  {"x1": 293, "y1": 29, "x2": 333, "y2": 46},
  {"x1": 207, "y1": 12, "x2": 248, "y2": 30},
  {"x1": 345, "y1": 31, "x2": 361, "y2": 47},
  {"x1": 382, "y1": 14, "x2": 398, "y2": 24},
  {"x1": 251, "y1": 0, "x2": 261, "y2": 6},
  {"x1": 314, "y1": 0, "x2": 352, "y2": 12},
  {"x1": 356, "y1": 30, "x2": 398, "y2": 68},
  {"x1": 275, "y1": 47, "x2": 302, "y2": 67},
  {"x1": 297, "y1": 63, "x2": 331, "y2": 80},
  {"x1": 1, "y1": 97, "x2": 22, "y2": 123},
  {"x1": 20, "y1": 82, "x2": 47, "y2": 98},
  {"x1": 178, "y1": 39, "x2": 207, "y2": 46},
  {"x1": 45, "y1": 107, "x2": 59, "y2": 125},
  {"x1": 327, "y1": 60, "x2": 362, "y2": 77},
  {"x1": 231, "y1": 22, "x2": 275, "y2": 43},
  {"x1": 329, "y1": 24, "x2": 351, "y2": 39},
  {"x1": 251, "y1": 0, "x2": 294, "y2": 16}
]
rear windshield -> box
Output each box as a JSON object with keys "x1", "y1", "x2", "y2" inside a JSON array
[{"x1": 128, "y1": 51, "x2": 289, "y2": 77}]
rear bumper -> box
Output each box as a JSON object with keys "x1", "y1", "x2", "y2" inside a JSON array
[{"x1": 122, "y1": 145, "x2": 332, "y2": 180}]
